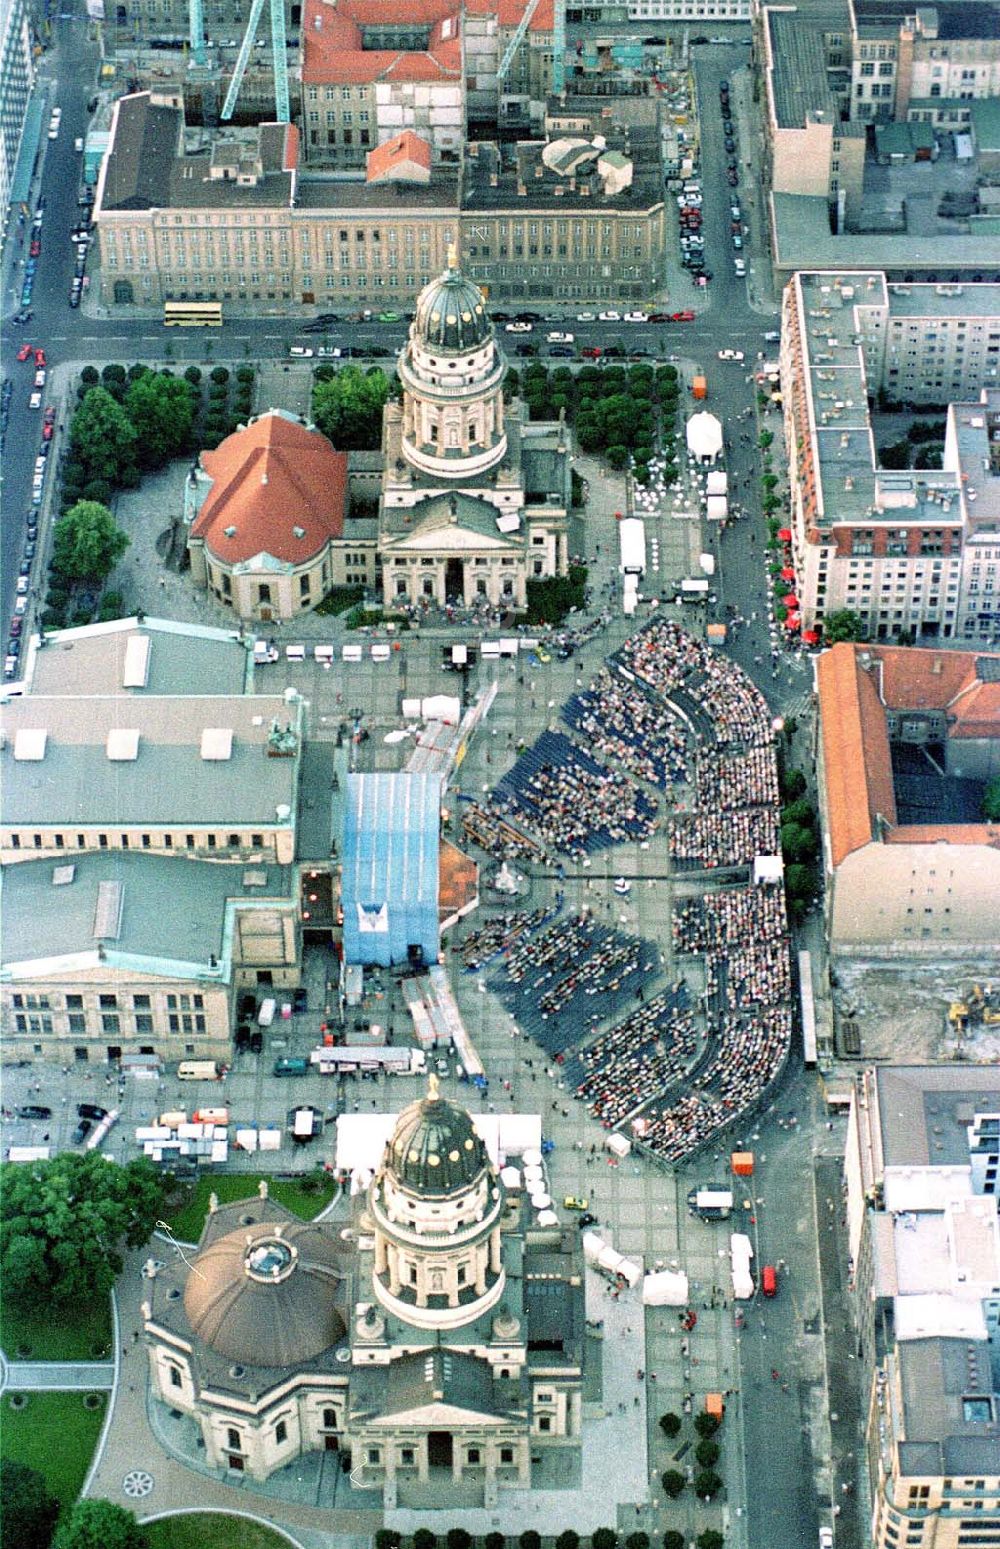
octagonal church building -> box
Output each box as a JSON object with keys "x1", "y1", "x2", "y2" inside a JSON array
[
  {"x1": 145, "y1": 1080, "x2": 586, "y2": 1507},
  {"x1": 378, "y1": 249, "x2": 572, "y2": 612}
]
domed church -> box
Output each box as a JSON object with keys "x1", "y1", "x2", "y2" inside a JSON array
[
  {"x1": 144, "y1": 1080, "x2": 586, "y2": 1507},
  {"x1": 378, "y1": 249, "x2": 572, "y2": 612}
]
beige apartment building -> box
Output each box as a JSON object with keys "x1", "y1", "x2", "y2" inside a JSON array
[
  {"x1": 93, "y1": 93, "x2": 665, "y2": 310},
  {"x1": 844, "y1": 1066, "x2": 1000, "y2": 1549},
  {"x1": 851, "y1": 0, "x2": 1000, "y2": 127},
  {"x1": 1, "y1": 853, "x2": 298, "y2": 1063},
  {"x1": 779, "y1": 270, "x2": 1000, "y2": 643}
]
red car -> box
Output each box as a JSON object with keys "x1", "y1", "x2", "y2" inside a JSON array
[
  {"x1": 33, "y1": 347, "x2": 46, "y2": 367},
  {"x1": 42, "y1": 421, "x2": 53, "y2": 440},
  {"x1": 581, "y1": 345, "x2": 603, "y2": 358},
  {"x1": 10, "y1": 618, "x2": 23, "y2": 637},
  {"x1": 671, "y1": 310, "x2": 695, "y2": 322},
  {"x1": 17, "y1": 343, "x2": 33, "y2": 362},
  {"x1": 43, "y1": 405, "x2": 55, "y2": 425},
  {"x1": 29, "y1": 240, "x2": 41, "y2": 257}
]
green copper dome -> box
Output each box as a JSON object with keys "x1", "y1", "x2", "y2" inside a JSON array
[
  {"x1": 414, "y1": 248, "x2": 491, "y2": 355},
  {"x1": 388, "y1": 1080, "x2": 490, "y2": 1197}
]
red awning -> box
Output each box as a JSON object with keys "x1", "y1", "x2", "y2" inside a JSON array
[
  {"x1": 802, "y1": 629, "x2": 821, "y2": 645},
  {"x1": 783, "y1": 592, "x2": 799, "y2": 608},
  {"x1": 780, "y1": 566, "x2": 796, "y2": 581},
  {"x1": 777, "y1": 528, "x2": 792, "y2": 542},
  {"x1": 784, "y1": 613, "x2": 801, "y2": 630}
]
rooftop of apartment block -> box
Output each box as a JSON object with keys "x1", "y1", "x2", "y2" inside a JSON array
[
  {"x1": 1, "y1": 851, "x2": 293, "y2": 973},
  {"x1": 882, "y1": 280, "x2": 1000, "y2": 320},
  {"x1": 99, "y1": 95, "x2": 298, "y2": 214},
  {"x1": 950, "y1": 388, "x2": 1000, "y2": 533},
  {"x1": 461, "y1": 123, "x2": 664, "y2": 214},
  {"x1": 761, "y1": 0, "x2": 858, "y2": 130},
  {"x1": 0, "y1": 693, "x2": 301, "y2": 829},
  {"x1": 20, "y1": 618, "x2": 249, "y2": 699},
  {"x1": 772, "y1": 193, "x2": 1000, "y2": 278}
]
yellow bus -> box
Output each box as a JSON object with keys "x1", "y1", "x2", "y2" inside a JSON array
[{"x1": 163, "y1": 300, "x2": 223, "y2": 327}]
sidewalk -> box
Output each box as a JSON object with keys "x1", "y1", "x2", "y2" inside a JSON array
[{"x1": 1, "y1": 1360, "x2": 114, "y2": 1391}]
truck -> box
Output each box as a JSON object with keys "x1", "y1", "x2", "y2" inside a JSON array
[
  {"x1": 618, "y1": 517, "x2": 646, "y2": 577},
  {"x1": 253, "y1": 639, "x2": 279, "y2": 665},
  {"x1": 730, "y1": 1231, "x2": 755, "y2": 1300},
  {"x1": 687, "y1": 1186, "x2": 734, "y2": 1220},
  {"x1": 678, "y1": 577, "x2": 711, "y2": 604},
  {"x1": 691, "y1": 374, "x2": 707, "y2": 400}
]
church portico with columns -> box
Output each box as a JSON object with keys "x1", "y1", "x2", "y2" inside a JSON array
[{"x1": 378, "y1": 249, "x2": 571, "y2": 612}]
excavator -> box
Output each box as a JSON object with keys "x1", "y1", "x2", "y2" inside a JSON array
[{"x1": 948, "y1": 984, "x2": 1000, "y2": 1033}]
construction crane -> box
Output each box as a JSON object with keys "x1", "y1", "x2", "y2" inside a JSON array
[
  {"x1": 497, "y1": 0, "x2": 565, "y2": 94},
  {"x1": 188, "y1": 0, "x2": 207, "y2": 68},
  {"x1": 218, "y1": 0, "x2": 290, "y2": 123}
]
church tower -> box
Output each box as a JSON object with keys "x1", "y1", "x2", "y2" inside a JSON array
[
  {"x1": 368, "y1": 1077, "x2": 506, "y2": 1330},
  {"x1": 397, "y1": 245, "x2": 509, "y2": 481}
]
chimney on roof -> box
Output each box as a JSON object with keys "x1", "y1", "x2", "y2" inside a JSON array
[
  {"x1": 932, "y1": 656, "x2": 942, "y2": 674},
  {"x1": 262, "y1": 472, "x2": 268, "y2": 485}
]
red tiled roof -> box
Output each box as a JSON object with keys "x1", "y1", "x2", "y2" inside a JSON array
[
  {"x1": 874, "y1": 645, "x2": 979, "y2": 712},
  {"x1": 302, "y1": 0, "x2": 461, "y2": 85},
  {"x1": 192, "y1": 413, "x2": 346, "y2": 566},
  {"x1": 366, "y1": 130, "x2": 432, "y2": 183},
  {"x1": 886, "y1": 824, "x2": 1000, "y2": 846},
  {"x1": 495, "y1": 0, "x2": 555, "y2": 29},
  {"x1": 816, "y1": 643, "x2": 896, "y2": 868},
  {"x1": 947, "y1": 678, "x2": 1000, "y2": 740}
]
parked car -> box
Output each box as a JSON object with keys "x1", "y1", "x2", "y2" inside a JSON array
[
  {"x1": 564, "y1": 1195, "x2": 590, "y2": 1210},
  {"x1": 623, "y1": 311, "x2": 649, "y2": 323},
  {"x1": 548, "y1": 345, "x2": 574, "y2": 357},
  {"x1": 292, "y1": 986, "x2": 308, "y2": 1014},
  {"x1": 72, "y1": 1118, "x2": 92, "y2": 1145},
  {"x1": 546, "y1": 331, "x2": 574, "y2": 343},
  {"x1": 17, "y1": 1105, "x2": 52, "y2": 1120},
  {"x1": 249, "y1": 1028, "x2": 263, "y2": 1054},
  {"x1": 78, "y1": 1102, "x2": 108, "y2": 1122},
  {"x1": 17, "y1": 344, "x2": 32, "y2": 362},
  {"x1": 718, "y1": 349, "x2": 745, "y2": 362},
  {"x1": 506, "y1": 321, "x2": 532, "y2": 333},
  {"x1": 671, "y1": 310, "x2": 695, "y2": 321},
  {"x1": 598, "y1": 310, "x2": 622, "y2": 322}
]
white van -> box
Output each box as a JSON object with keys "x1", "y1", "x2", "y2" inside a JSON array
[
  {"x1": 257, "y1": 997, "x2": 276, "y2": 1027},
  {"x1": 285, "y1": 644, "x2": 305, "y2": 662},
  {"x1": 314, "y1": 644, "x2": 334, "y2": 663},
  {"x1": 371, "y1": 643, "x2": 391, "y2": 662},
  {"x1": 341, "y1": 643, "x2": 362, "y2": 662},
  {"x1": 177, "y1": 1060, "x2": 224, "y2": 1081}
]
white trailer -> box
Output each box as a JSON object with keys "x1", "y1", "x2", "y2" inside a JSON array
[
  {"x1": 618, "y1": 518, "x2": 647, "y2": 577},
  {"x1": 730, "y1": 1231, "x2": 755, "y2": 1300}
]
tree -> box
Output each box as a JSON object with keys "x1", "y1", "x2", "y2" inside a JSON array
[
  {"x1": 625, "y1": 1534, "x2": 649, "y2": 1549},
  {"x1": 606, "y1": 444, "x2": 628, "y2": 470},
  {"x1": 779, "y1": 765, "x2": 807, "y2": 802},
  {"x1": 780, "y1": 822, "x2": 817, "y2": 863},
  {"x1": 375, "y1": 1532, "x2": 401, "y2": 1549},
  {"x1": 697, "y1": 1534, "x2": 724, "y2": 1549},
  {"x1": 124, "y1": 373, "x2": 196, "y2": 468},
  {"x1": 0, "y1": 1457, "x2": 60, "y2": 1549},
  {"x1": 80, "y1": 365, "x2": 99, "y2": 386},
  {"x1": 693, "y1": 1411, "x2": 721, "y2": 1439},
  {"x1": 53, "y1": 1500, "x2": 149, "y2": 1549},
  {"x1": 69, "y1": 388, "x2": 138, "y2": 487},
  {"x1": 485, "y1": 1534, "x2": 506, "y2": 1549},
  {"x1": 1, "y1": 1153, "x2": 165, "y2": 1308},
  {"x1": 983, "y1": 776, "x2": 1000, "y2": 822},
  {"x1": 878, "y1": 438, "x2": 910, "y2": 469},
  {"x1": 661, "y1": 1470, "x2": 686, "y2": 1499},
  {"x1": 591, "y1": 1530, "x2": 618, "y2": 1549},
  {"x1": 785, "y1": 862, "x2": 815, "y2": 903},
  {"x1": 519, "y1": 1533, "x2": 541, "y2": 1549},
  {"x1": 557, "y1": 1532, "x2": 580, "y2": 1549},
  {"x1": 447, "y1": 1532, "x2": 471, "y2": 1549},
  {"x1": 823, "y1": 608, "x2": 864, "y2": 644},
  {"x1": 413, "y1": 1532, "x2": 437, "y2": 1549},
  {"x1": 695, "y1": 1439, "x2": 720, "y2": 1468},
  {"x1": 781, "y1": 798, "x2": 815, "y2": 829},
  {"x1": 312, "y1": 366, "x2": 390, "y2": 450},
  {"x1": 658, "y1": 1412, "x2": 682, "y2": 1437},
  {"x1": 51, "y1": 502, "x2": 130, "y2": 584},
  {"x1": 663, "y1": 1535, "x2": 685, "y2": 1549},
  {"x1": 694, "y1": 1469, "x2": 722, "y2": 1499}
]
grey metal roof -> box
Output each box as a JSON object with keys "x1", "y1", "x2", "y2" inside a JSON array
[
  {"x1": 772, "y1": 194, "x2": 1000, "y2": 277},
  {"x1": 875, "y1": 1066, "x2": 1000, "y2": 1167},
  {"x1": 351, "y1": 1347, "x2": 521, "y2": 1420},
  {"x1": 100, "y1": 94, "x2": 179, "y2": 211},
  {"x1": 897, "y1": 1338, "x2": 1000, "y2": 1475},
  {"x1": 1, "y1": 694, "x2": 300, "y2": 828},
  {"x1": 1, "y1": 851, "x2": 292, "y2": 970},
  {"x1": 767, "y1": 9, "x2": 841, "y2": 129},
  {"x1": 26, "y1": 621, "x2": 249, "y2": 698}
]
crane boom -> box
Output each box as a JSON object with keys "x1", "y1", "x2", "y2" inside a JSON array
[
  {"x1": 220, "y1": 0, "x2": 290, "y2": 122},
  {"x1": 497, "y1": 0, "x2": 540, "y2": 80}
]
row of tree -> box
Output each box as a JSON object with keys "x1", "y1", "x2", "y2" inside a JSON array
[{"x1": 376, "y1": 1530, "x2": 723, "y2": 1549}]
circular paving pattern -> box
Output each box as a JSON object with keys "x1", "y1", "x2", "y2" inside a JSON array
[{"x1": 122, "y1": 1469, "x2": 154, "y2": 1499}]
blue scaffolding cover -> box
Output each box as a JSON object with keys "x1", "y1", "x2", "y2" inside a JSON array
[{"x1": 342, "y1": 771, "x2": 441, "y2": 967}]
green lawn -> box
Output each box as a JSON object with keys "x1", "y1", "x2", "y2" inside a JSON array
[
  {"x1": 0, "y1": 1392, "x2": 107, "y2": 1515},
  {"x1": 146, "y1": 1515, "x2": 293, "y2": 1549},
  {"x1": 163, "y1": 1172, "x2": 338, "y2": 1243},
  {"x1": 0, "y1": 1293, "x2": 112, "y2": 1361}
]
